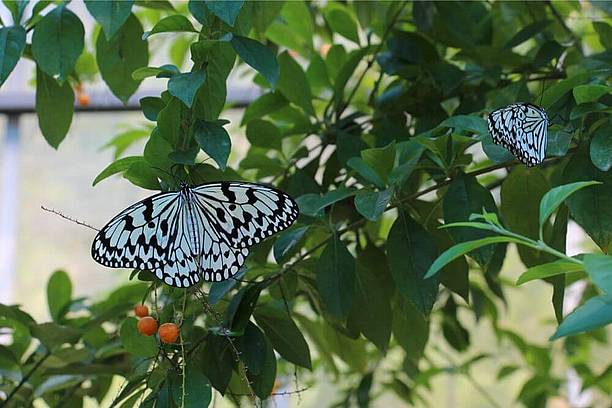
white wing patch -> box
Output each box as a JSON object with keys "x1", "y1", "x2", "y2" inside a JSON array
[
  {"x1": 92, "y1": 181, "x2": 299, "y2": 287},
  {"x1": 487, "y1": 102, "x2": 548, "y2": 166}
]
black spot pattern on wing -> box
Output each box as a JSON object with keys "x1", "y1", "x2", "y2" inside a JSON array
[
  {"x1": 92, "y1": 181, "x2": 299, "y2": 288},
  {"x1": 487, "y1": 102, "x2": 548, "y2": 166}
]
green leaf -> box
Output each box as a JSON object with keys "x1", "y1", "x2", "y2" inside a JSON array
[
  {"x1": 501, "y1": 167, "x2": 550, "y2": 266},
  {"x1": 142, "y1": 15, "x2": 197, "y2": 39},
  {"x1": 85, "y1": 0, "x2": 134, "y2": 40},
  {"x1": 347, "y1": 157, "x2": 385, "y2": 189},
  {"x1": 194, "y1": 120, "x2": 231, "y2": 170},
  {"x1": 224, "y1": 285, "x2": 262, "y2": 333},
  {"x1": 539, "y1": 181, "x2": 601, "y2": 231},
  {"x1": 277, "y1": 51, "x2": 314, "y2": 116},
  {"x1": 254, "y1": 306, "x2": 311, "y2": 369},
  {"x1": 594, "y1": 21, "x2": 612, "y2": 49},
  {"x1": 273, "y1": 226, "x2": 309, "y2": 263},
  {"x1": 551, "y1": 294, "x2": 612, "y2": 340},
  {"x1": 443, "y1": 173, "x2": 499, "y2": 267},
  {"x1": 547, "y1": 126, "x2": 573, "y2": 157},
  {"x1": 204, "y1": 0, "x2": 243, "y2": 27},
  {"x1": 440, "y1": 115, "x2": 488, "y2": 136},
  {"x1": 324, "y1": 7, "x2": 359, "y2": 44},
  {"x1": 425, "y1": 236, "x2": 527, "y2": 279},
  {"x1": 124, "y1": 160, "x2": 161, "y2": 190},
  {"x1": 32, "y1": 5, "x2": 84, "y2": 81},
  {"x1": 97, "y1": 14, "x2": 149, "y2": 103},
  {"x1": 47, "y1": 270, "x2": 72, "y2": 322},
  {"x1": 573, "y1": 84, "x2": 611, "y2": 104},
  {"x1": 188, "y1": 0, "x2": 207, "y2": 25},
  {"x1": 516, "y1": 261, "x2": 584, "y2": 285},
  {"x1": 241, "y1": 92, "x2": 288, "y2": 125},
  {"x1": 361, "y1": 142, "x2": 396, "y2": 185},
  {"x1": 503, "y1": 20, "x2": 551, "y2": 49},
  {"x1": 246, "y1": 119, "x2": 281, "y2": 150},
  {"x1": 393, "y1": 299, "x2": 429, "y2": 362},
  {"x1": 231, "y1": 35, "x2": 279, "y2": 88},
  {"x1": 193, "y1": 42, "x2": 235, "y2": 121},
  {"x1": 590, "y1": 125, "x2": 612, "y2": 172},
  {"x1": 171, "y1": 364, "x2": 212, "y2": 408},
  {"x1": 0, "y1": 26, "x2": 25, "y2": 87},
  {"x1": 387, "y1": 210, "x2": 439, "y2": 315},
  {"x1": 354, "y1": 189, "x2": 392, "y2": 221},
  {"x1": 541, "y1": 70, "x2": 610, "y2": 108},
  {"x1": 168, "y1": 69, "x2": 206, "y2": 108},
  {"x1": 584, "y1": 254, "x2": 612, "y2": 293},
  {"x1": 200, "y1": 334, "x2": 233, "y2": 394},
  {"x1": 265, "y1": 0, "x2": 313, "y2": 56},
  {"x1": 31, "y1": 323, "x2": 82, "y2": 349},
  {"x1": 239, "y1": 323, "x2": 276, "y2": 398},
  {"x1": 120, "y1": 317, "x2": 157, "y2": 358},
  {"x1": 140, "y1": 96, "x2": 165, "y2": 121},
  {"x1": 316, "y1": 235, "x2": 356, "y2": 320},
  {"x1": 347, "y1": 245, "x2": 394, "y2": 351},
  {"x1": 93, "y1": 156, "x2": 142, "y2": 186},
  {"x1": 4, "y1": 0, "x2": 28, "y2": 24},
  {"x1": 35, "y1": 67, "x2": 74, "y2": 148},
  {"x1": 131, "y1": 65, "x2": 179, "y2": 80}
]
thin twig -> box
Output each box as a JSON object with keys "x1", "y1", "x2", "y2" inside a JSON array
[
  {"x1": 2, "y1": 351, "x2": 51, "y2": 407},
  {"x1": 41, "y1": 206, "x2": 100, "y2": 232}
]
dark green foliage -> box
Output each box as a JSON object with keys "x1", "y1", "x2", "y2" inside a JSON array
[{"x1": 2, "y1": 1, "x2": 612, "y2": 406}]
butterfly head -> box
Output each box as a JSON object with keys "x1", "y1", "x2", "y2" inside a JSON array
[{"x1": 179, "y1": 181, "x2": 190, "y2": 191}]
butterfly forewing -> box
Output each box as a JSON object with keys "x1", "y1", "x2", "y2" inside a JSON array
[
  {"x1": 487, "y1": 103, "x2": 548, "y2": 166},
  {"x1": 92, "y1": 181, "x2": 299, "y2": 287}
]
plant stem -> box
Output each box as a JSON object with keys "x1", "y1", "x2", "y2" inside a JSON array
[{"x1": 2, "y1": 350, "x2": 51, "y2": 407}]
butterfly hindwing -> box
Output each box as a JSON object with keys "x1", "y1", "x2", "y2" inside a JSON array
[
  {"x1": 487, "y1": 103, "x2": 548, "y2": 166},
  {"x1": 92, "y1": 181, "x2": 298, "y2": 287}
]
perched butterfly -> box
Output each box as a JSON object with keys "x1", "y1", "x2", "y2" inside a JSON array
[
  {"x1": 487, "y1": 102, "x2": 548, "y2": 166},
  {"x1": 92, "y1": 181, "x2": 299, "y2": 287}
]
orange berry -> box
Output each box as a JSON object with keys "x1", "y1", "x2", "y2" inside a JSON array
[
  {"x1": 137, "y1": 316, "x2": 158, "y2": 336},
  {"x1": 158, "y1": 323, "x2": 180, "y2": 344},
  {"x1": 134, "y1": 304, "x2": 149, "y2": 318},
  {"x1": 78, "y1": 93, "x2": 90, "y2": 106}
]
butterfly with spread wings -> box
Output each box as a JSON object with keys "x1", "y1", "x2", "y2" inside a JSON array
[
  {"x1": 92, "y1": 181, "x2": 299, "y2": 287},
  {"x1": 487, "y1": 102, "x2": 549, "y2": 166}
]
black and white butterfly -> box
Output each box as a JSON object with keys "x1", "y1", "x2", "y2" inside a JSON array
[
  {"x1": 92, "y1": 181, "x2": 299, "y2": 288},
  {"x1": 487, "y1": 102, "x2": 548, "y2": 166}
]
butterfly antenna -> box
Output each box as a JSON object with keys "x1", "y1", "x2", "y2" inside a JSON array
[{"x1": 41, "y1": 206, "x2": 100, "y2": 232}]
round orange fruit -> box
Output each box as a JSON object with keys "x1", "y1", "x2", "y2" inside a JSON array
[
  {"x1": 158, "y1": 323, "x2": 180, "y2": 344},
  {"x1": 137, "y1": 316, "x2": 158, "y2": 336},
  {"x1": 134, "y1": 304, "x2": 149, "y2": 318}
]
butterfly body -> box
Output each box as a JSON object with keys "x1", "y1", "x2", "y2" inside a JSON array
[
  {"x1": 92, "y1": 181, "x2": 299, "y2": 287},
  {"x1": 487, "y1": 102, "x2": 548, "y2": 166}
]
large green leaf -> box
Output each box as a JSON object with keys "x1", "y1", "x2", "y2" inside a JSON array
[
  {"x1": 551, "y1": 294, "x2": 612, "y2": 340},
  {"x1": 387, "y1": 210, "x2": 439, "y2": 315},
  {"x1": 265, "y1": 0, "x2": 313, "y2": 56},
  {"x1": 32, "y1": 5, "x2": 84, "y2": 81},
  {"x1": 200, "y1": 334, "x2": 233, "y2": 394},
  {"x1": 168, "y1": 70, "x2": 206, "y2": 108},
  {"x1": 516, "y1": 261, "x2": 584, "y2": 285},
  {"x1": 47, "y1": 270, "x2": 72, "y2": 322},
  {"x1": 194, "y1": 120, "x2": 231, "y2": 170},
  {"x1": 501, "y1": 167, "x2": 550, "y2": 266},
  {"x1": 85, "y1": 0, "x2": 134, "y2": 40},
  {"x1": 238, "y1": 322, "x2": 276, "y2": 398},
  {"x1": 205, "y1": 0, "x2": 244, "y2": 27},
  {"x1": 231, "y1": 35, "x2": 279, "y2": 88},
  {"x1": 171, "y1": 364, "x2": 212, "y2": 407},
  {"x1": 563, "y1": 149, "x2": 612, "y2": 253},
  {"x1": 361, "y1": 142, "x2": 396, "y2": 185},
  {"x1": 324, "y1": 7, "x2": 359, "y2": 44},
  {"x1": 0, "y1": 25, "x2": 25, "y2": 87},
  {"x1": 573, "y1": 84, "x2": 611, "y2": 105},
  {"x1": 119, "y1": 317, "x2": 157, "y2": 358},
  {"x1": 254, "y1": 306, "x2": 312, "y2": 369},
  {"x1": 541, "y1": 70, "x2": 610, "y2": 108},
  {"x1": 97, "y1": 14, "x2": 148, "y2": 103},
  {"x1": 539, "y1": 180, "x2": 600, "y2": 231},
  {"x1": 142, "y1": 15, "x2": 197, "y2": 39},
  {"x1": 93, "y1": 156, "x2": 143, "y2": 186},
  {"x1": 277, "y1": 51, "x2": 314, "y2": 116},
  {"x1": 354, "y1": 189, "x2": 392, "y2": 221},
  {"x1": 443, "y1": 173, "x2": 499, "y2": 267},
  {"x1": 426, "y1": 236, "x2": 526, "y2": 279},
  {"x1": 584, "y1": 254, "x2": 612, "y2": 293},
  {"x1": 35, "y1": 68, "x2": 74, "y2": 148},
  {"x1": 590, "y1": 124, "x2": 612, "y2": 172},
  {"x1": 316, "y1": 235, "x2": 356, "y2": 320},
  {"x1": 241, "y1": 92, "x2": 288, "y2": 125}
]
